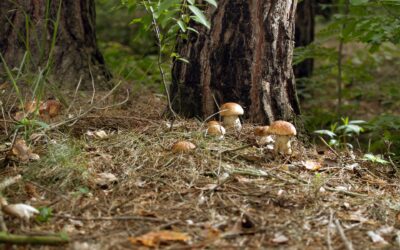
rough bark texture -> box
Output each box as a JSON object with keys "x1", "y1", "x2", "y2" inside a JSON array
[
  {"x1": 171, "y1": 0, "x2": 300, "y2": 124},
  {"x1": 0, "y1": 0, "x2": 111, "y2": 89},
  {"x1": 294, "y1": 0, "x2": 315, "y2": 79}
]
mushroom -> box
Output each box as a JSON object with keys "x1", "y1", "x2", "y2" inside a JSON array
[
  {"x1": 268, "y1": 121, "x2": 297, "y2": 155},
  {"x1": 205, "y1": 121, "x2": 226, "y2": 139},
  {"x1": 171, "y1": 141, "x2": 196, "y2": 153},
  {"x1": 219, "y1": 102, "x2": 244, "y2": 132},
  {"x1": 254, "y1": 126, "x2": 274, "y2": 146},
  {"x1": 0, "y1": 197, "x2": 39, "y2": 223}
]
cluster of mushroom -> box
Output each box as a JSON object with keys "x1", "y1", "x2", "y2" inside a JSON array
[{"x1": 171, "y1": 102, "x2": 297, "y2": 155}]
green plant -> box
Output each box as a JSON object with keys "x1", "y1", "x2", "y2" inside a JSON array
[
  {"x1": 314, "y1": 117, "x2": 366, "y2": 149},
  {"x1": 36, "y1": 207, "x2": 53, "y2": 223},
  {"x1": 363, "y1": 153, "x2": 389, "y2": 164}
]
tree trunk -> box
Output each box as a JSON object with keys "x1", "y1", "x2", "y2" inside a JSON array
[
  {"x1": 294, "y1": 0, "x2": 315, "y2": 79},
  {"x1": 171, "y1": 0, "x2": 300, "y2": 124},
  {"x1": 0, "y1": 0, "x2": 111, "y2": 89}
]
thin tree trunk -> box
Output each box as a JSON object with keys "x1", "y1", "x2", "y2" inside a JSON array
[
  {"x1": 171, "y1": 0, "x2": 300, "y2": 124},
  {"x1": 0, "y1": 0, "x2": 111, "y2": 89}
]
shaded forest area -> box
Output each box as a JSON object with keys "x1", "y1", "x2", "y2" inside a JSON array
[{"x1": 0, "y1": 0, "x2": 400, "y2": 249}]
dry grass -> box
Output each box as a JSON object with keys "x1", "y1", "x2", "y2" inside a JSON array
[{"x1": 1, "y1": 89, "x2": 400, "y2": 249}]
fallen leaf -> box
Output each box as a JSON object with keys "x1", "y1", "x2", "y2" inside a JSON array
[
  {"x1": 337, "y1": 211, "x2": 377, "y2": 225},
  {"x1": 367, "y1": 231, "x2": 388, "y2": 245},
  {"x1": 0, "y1": 82, "x2": 8, "y2": 90},
  {"x1": 40, "y1": 99, "x2": 61, "y2": 118},
  {"x1": 14, "y1": 111, "x2": 26, "y2": 121},
  {"x1": 94, "y1": 173, "x2": 118, "y2": 188},
  {"x1": 25, "y1": 183, "x2": 40, "y2": 199},
  {"x1": 86, "y1": 130, "x2": 108, "y2": 139},
  {"x1": 272, "y1": 232, "x2": 289, "y2": 244},
  {"x1": 24, "y1": 99, "x2": 40, "y2": 114},
  {"x1": 128, "y1": 230, "x2": 190, "y2": 247},
  {"x1": 302, "y1": 160, "x2": 322, "y2": 171},
  {"x1": 11, "y1": 139, "x2": 40, "y2": 162}
]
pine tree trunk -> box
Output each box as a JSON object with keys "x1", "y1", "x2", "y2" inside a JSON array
[
  {"x1": 0, "y1": 0, "x2": 111, "y2": 89},
  {"x1": 171, "y1": 0, "x2": 300, "y2": 124}
]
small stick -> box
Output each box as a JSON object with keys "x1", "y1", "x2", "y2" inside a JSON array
[
  {"x1": 0, "y1": 209, "x2": 7, "y2": 232},
  {"x1": 66, "y1": 76, "x2": 82, "y2": 114},
  {"x1": 318, "y1": 136, "x2": 340, "y2": 158},
  {"x1": 26, "y1": 181, "x2": 68, "y2": 200},
  {"x1": 0, "y1": 232, "x2": 69, "y2": 245},
  {"x1": 326, "y1": 209, "x2": 333, "y2": 250},
  {"x1": 221, "y1": 144, "x2": 253, "y2": 154},
  {"x1": 335, "y1": 219, "x2": 353, "y2": 250},
  {"x1": 56, "y1": 214, "x2": 166, "y2": 223},
  {"x1": 0, "y1": 175, "x2": 21, "y2": 191},
  {"x1": 280, "y1": 169, "x2": 368, "y2": 197}
]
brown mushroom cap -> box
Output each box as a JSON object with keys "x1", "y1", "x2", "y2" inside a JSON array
[
  {"x1": 268, "y1": 121, "x2": 296, "y2": 136},
  {"x1": 254, "y1": 126, "x2": 270, "y2": 136},
  {"x1": 171, "y1": 141, "x2": 196, "y2": 153},
  {"x1": 207, "y1": 121, "x2": 221, "y2": 127},
  {"x1": 207, "y1": 125, "x2": 225, "y2": 135},
  {"x1": 219, "y1": 102, "x2": 244, "y2": 116}
]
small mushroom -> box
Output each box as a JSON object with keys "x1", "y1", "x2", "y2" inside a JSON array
[
  {"x1": 268, "y1": 121, "x2": 296, "y2": 155},
  {"x1": 0, "y1": 197, "x2": 39, "y2": 223},
  {"x1": 171, "y1": 141, "x2": 196, "y2": 153},
  {"x1": 254, "y1": 126, "x2": 274, "y2": 146},
  {"x1": 205, "y1": 121, "x2": 226, "y2": 139},
  {"x1": 219, "y1": 102, "x2": 244, "y2": 132}
]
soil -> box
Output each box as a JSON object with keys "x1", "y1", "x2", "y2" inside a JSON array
[{"x1": 1, "y1": 88, "x2": 400, "y2": 249}]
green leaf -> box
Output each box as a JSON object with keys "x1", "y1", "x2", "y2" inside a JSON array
[
  {"x1": 188, "y1": 5, "x2": 210, "y2": 29},
  {"x1": 336, "y1": 124, "x2": 363, "y2": 135},
  {"x1": 36, "y1": 207, "x2": 53, "y2": 223},
  {"x1": 177, "y1": 20, "x2": 187, "y2": 32},
  {"x1": 177, "y1": 57, "x2": 190, "y2": 64},
  {"x1": 314, "y1": 130, "x2": 336, "y2": 138},
  {"x1": 349, "y1": 120, "x2": 367, "y2": 125},
  {"x1": 129, "y1": 18, "x2": 142, "y2": 25},
  {"x1": 350, "y1": 0, "x2": 369, "y2": 5},
  {"x1": 363, "y1": 153, "x2": 389, "y2": 164},
  {"x1": 187, "y1": 0, "x2": 195, "y2": 4},
  {"x1": 187, "y1": 27, "x2": 199, "y2": 34},
  {"x1": 204, "y1": 0, "x2": 218, "y2": 8}
]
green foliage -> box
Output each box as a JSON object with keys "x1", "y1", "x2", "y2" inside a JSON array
[
  {"x1": 314, "y1": 117, "x2": 366, "y2": 149},
  {"x1": 363, "y1": 153, "x2": 389, "y2": 164},
  {"x1": 298, "y1": 0, "x2": 400, "y2": 157},
  {"x1": 36, "y1": 207, "x2": 53, "y2": 223},
  {"x1": 97, "y1": 0, "x2": 215, "y2": 88}
]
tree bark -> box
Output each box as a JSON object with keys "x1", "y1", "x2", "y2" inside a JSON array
[
  {"x1": 171, "y1": 0, "x2": 300, "y2": 124},
  {"x1": 0, "y1": 0, "x2": 111, "y2": 89}
]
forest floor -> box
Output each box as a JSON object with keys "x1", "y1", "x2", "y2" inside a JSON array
[{"x1": 1, "y1": 88, "x2": 400, "y2": 250}]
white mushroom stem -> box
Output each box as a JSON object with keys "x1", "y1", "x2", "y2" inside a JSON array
[
  {"x1": 256, "y1": 135, "x2": 274, "y2": 146},
  {"x1": 222, "y1": 116, "x2": 241, "y2": 131},
  {"x1": 274, "y1": 135, "x2": 292, "y2": 155}
]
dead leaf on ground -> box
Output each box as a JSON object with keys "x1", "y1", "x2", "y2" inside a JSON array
[
  {"x1": 272, "y1": 232, "x2": 289, "y2": 244},
  {"x1": 367, "y1": 231, "x2": 389, "y2": 245},
  {"x1": 337, "y1": 211, "x2": 377, "y2": 225},
  {"x1": 128, "y1": 230, "x2": 190, "y2": 247},
  {"x1": 39, "y1": 99, "x2": 62, "y2": 118},
  {"x1": 94, "y1": 173, "x2": 118, "y2": 188},
  {"x1": 0, "y1": 82, "x2": 8, "y2": 90},
  {"x1": 24, "y1": 99, "x2": 40, "y2": 114},
  {"x1": 302, "y1": 160, "x2": 322, "y2": 171},
  {"x1": 14, "y1": 111, "x2": 26, "y2": 121},
  {"x1": 10, "y1": 139, "x2": 40, "y2": 162},
  {"x1": 86, "y1": 130, "x2": 108, "y2": 139},
  {"x1": 25, "y1": 183, "x2": 40, "y2": 199}
]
